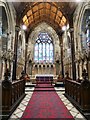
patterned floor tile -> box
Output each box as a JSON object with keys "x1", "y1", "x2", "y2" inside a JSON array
[
  {"x1": 71, "y1": 107, "x2": 79, "y2": 113},
  {"x1": 19, "y1": 106, "x2": 26, "y2": 111},
  {"x1": 58, "y1": 94, "x2": 65, "y2": 98},
  {"x1": 66, "y1": 105, "x2": 73, "y2": 110},
  {"x1": 60, "y1": 97, "x2": 67, "y2": 102},
  {"x1": 74, "y1": 118, "x2": 85, "y2": 120},
  {"x1": 8, "y1": 88, "x2": 86, "y2": 120},
  {"x1": 25, "y1": 95, "x2": 32, "y2": 99},
  {"x1": 18, "y1": 103, "x2": 26, "y2": 108},
  {"x1": 76, "y1": 113, "x2": 86, "y2": 119},
  {"x1": 10, "y1": 114, "x2": 18, "y2": 118},
  {"x1": 14, "y1": 108, "x2": 22, "y2": 114},
  {"x1": 67, "y1": 103, "x2": 74, "y2": 107},
  {"x1": 70, "y1": 111, "x2": 78, "y2": 117},
  {"x1": 15, "y1": 112, "x2": 23, "y2": 118},
  {"x1": 63, "y1": 99, "x2": 70, "y2": 104},
  {"x1": 63, "y1": 101, "x2": 70, "y2": 106},
  {"x1": 21, "y1": 101, "x2": 29, "y2": 106},
  {"x1": 56, "y1": 91, "x2": 85, "y2": 120}
]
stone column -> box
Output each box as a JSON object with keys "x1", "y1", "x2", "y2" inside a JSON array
[
  {"x1": 59, "y1": 35, "x2": 64, "y2": 78},
  {"x1": 68, "y1": 16, "x2": 76, "y2": 80},
  {"x1": 69, "y1": 28, "x2": 76, "y2": 80},
  {"x1": 78, "y1": 61, "x2": 80, "y2": 79},
  {"x1": 29, "y1": 60, "x2": 33, "y2": 75},
  {"x1": 79, "y1": 61, "x2": 83, "y2": 79},
  {"x1": 12, "y1": 26, "x2": 20, "y2": 80},
  {"x1": 24, "y1": 43, "x2": 28, "y2": 74},
  {"x1": 55, "y1": 61, "x2": 60, "y2": 75}
]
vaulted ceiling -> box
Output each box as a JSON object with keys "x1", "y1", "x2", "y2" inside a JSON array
[{"x1": 13, "y1": 2, "x2": 77, "y2": 35}]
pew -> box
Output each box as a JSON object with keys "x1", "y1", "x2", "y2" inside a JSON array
[
  {"x1": 65, "y1": 79, "x2": 90, "y2": 113},
  {"x1": 2, "y1": 79, "x2": 25, "y2": 119}
]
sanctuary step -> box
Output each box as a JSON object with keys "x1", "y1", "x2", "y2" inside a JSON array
[
  {"x1": 35, "y1": 83, "x2": 54, "y2": 88},
  {"x1": 35, "y1": 83, "x2": 55, "y2": 91},
  {"x1": 55, "y1": 82, "x2": 64, "y2": 87}
]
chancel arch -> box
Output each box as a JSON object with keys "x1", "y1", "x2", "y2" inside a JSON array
[{"x1": 27, "y1": 22, "x2": 60, "y2": 75}]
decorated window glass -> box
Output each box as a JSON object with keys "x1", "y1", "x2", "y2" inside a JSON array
[
  {"x1": 81, "y1": 10, "x2": 90, "y2": 51},
  {"x1": 85, "y1": 16, "x2": 90, "y2": 50},
  {"x1": 34, "y1": 32, "x2": 54, "y2": 63}
]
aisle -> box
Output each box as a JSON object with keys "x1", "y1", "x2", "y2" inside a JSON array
[
  {"x1": 9, "y1": 86, "x2": 86, "y2": 119},
  {"x1": 21, "y1": 83, "x2": 74, "y2": 119}
]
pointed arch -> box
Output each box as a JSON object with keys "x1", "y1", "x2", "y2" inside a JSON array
[
  {"x1": 22, "y1": 2, "x2": 67, "y2": 33},
  {"x1": 28, "y1": 22, "x2": 60, "y2": 63}
]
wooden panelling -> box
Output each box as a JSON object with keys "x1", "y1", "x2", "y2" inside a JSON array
[
  {"x1": 65, "y1": 79, "x2": 90, "y2": 112},
  {"x1": 2, "y1": 80, "x2": 25, "y2": 119}
]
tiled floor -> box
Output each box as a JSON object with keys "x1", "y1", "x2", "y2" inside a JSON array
[
  {"x1": 55, "y1": 88, "x2": 86, "y2": 120},
  {"x1": 9, "y1": 86, "x2": 86, "y2": 120}
]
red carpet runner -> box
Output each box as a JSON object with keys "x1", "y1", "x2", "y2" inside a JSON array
[{"x1": 21, "y1": 83, "x2": 74, "y2": 119}]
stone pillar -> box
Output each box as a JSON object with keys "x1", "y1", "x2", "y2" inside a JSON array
[
  {"x1": 55, "y1": 61, "x2": 60, "y2": 75},
  {"x1": 70, "y1": 28, "x2": 76, "y2": 80},
  {"x1": 69, "y1": 28, "x2": 76, "y2": 80},
  {"x1": 29, "y1": 60, "x2": 33, "y2": 75},
  {"x1": 78, "y1": 61, "x2": 80, "y2": 79},
  {"x1": 76, "y1": 62, "x2": 78, "y2": 79},
  {"x1": 79, "y1": 61, "x2": 83, "y2": 79},
  {"x1": 68, "y1": 16, "x2": 76, "y2": 80},
  {"x1": 59, "y1": 35, "x2": 64, "y2": 78},
  {"x1": 12, "y1": 26, "x2": 20, "y2": 80},
  {"x1": 24, "y1": 43, "x2": 28, "y2": 74}
]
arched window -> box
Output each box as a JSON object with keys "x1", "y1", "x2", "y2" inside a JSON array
[
  {"x1": 34, "y1": 32, "x2": 54, "y2": 63},
  {"x1": 86, "y1": 16, "x2": 90, "y2": 49},
  {"x1": 81, "y1": 10, "x2": 90, "y2": 51}
]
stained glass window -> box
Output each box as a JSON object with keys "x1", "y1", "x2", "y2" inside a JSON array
[
  {"x1": 81, "y1": 11, "x2": 90, "y2": 51},
  {"x1": 0, "y1": 22, "x2": 2, "y2": 36},
  {"x1": 85, "y1": 16, "x2": 90, "y2": 50},
  {"x1": 34, "y1": 32, "x2": 54, "y2": 63}
]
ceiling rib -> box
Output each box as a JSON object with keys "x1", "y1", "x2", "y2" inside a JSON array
[{"x1": 22, "y1": 2, "x2": 67, "y2": 31}]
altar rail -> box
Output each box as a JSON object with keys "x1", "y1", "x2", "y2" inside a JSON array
[
  {"x1": 65, "y1": 79, "x2": 90, "y2": 112},
  {"x1": 2, "y1": 79, "x2": 25, "y2": 118}
]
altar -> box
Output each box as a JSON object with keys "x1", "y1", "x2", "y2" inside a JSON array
[{"x1": 36, "y1": 74, "x2": 53, "y2": 82}]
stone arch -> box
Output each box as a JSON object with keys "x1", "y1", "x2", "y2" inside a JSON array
[
  {"x1": 75, "y1": 2, "x2": 90, "y2": 52},
  {"x1": 0, "y1": 0, "x2": 16, "y2": 79},
  {"x1": 0, "y1": 1, "x2": 15, "y2": 37},
  {"x1": 28, "y1": 22, "x2": 60, "y2": 63},
  {"x1": 74, "y1": 2, "x2": 90, "y2": 79}
]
